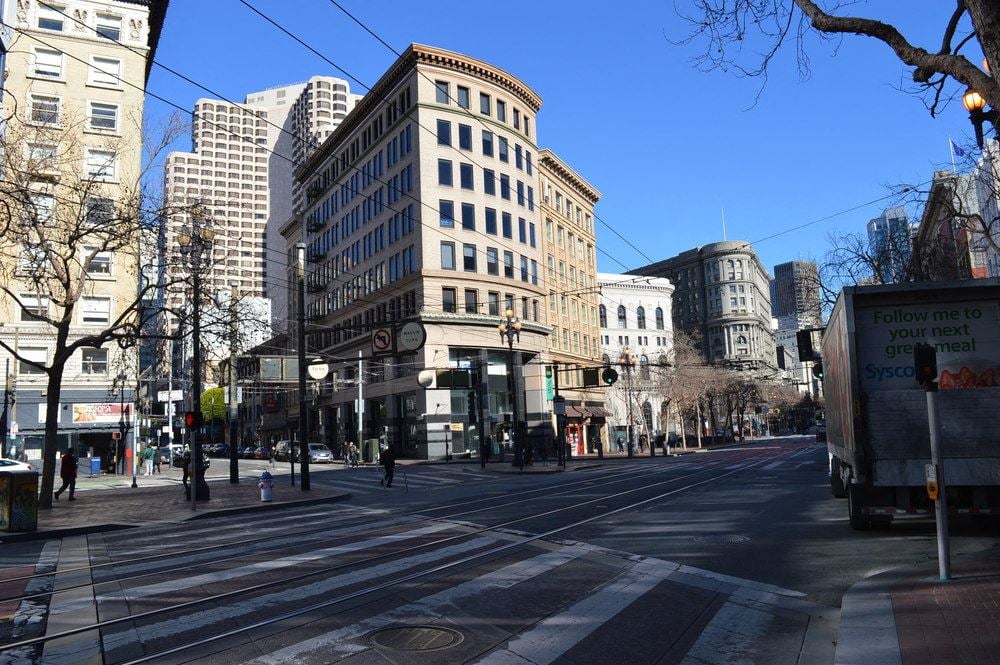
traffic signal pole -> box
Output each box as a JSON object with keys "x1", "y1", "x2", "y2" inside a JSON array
[
  {"x1": 916, "y1": 342, "x2": 950, "y2": 580},
  {"x1": 296, "y1": 243, "x2": 310, "y2": 492}
]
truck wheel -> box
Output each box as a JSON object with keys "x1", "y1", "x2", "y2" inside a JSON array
[
  {"x1": 830, "y1": 458, "x2": 847, "y2": 498},
  {"x1": 848, "y1": 483, "x2": 871, "y2": 530}
]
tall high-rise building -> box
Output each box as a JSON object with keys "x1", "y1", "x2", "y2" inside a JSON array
[
  {"x1": 631, "y1": 241, "x2": 776, "y2": 373},
  {"x1": 770, "y1": 260, "x2": 821, "y2": 326},
  {"x1": 0, "y1": 0, "x2": 167, "y2": 465},
  {"x1": 292, "y1": 44, "x2": 553, "y2": 460},
  {"x1": 164, "y1": 76, "x2": 357, "y2": 336},
  {"x1": 867, "y1": 206, "x2": 914, "y2": 283}
]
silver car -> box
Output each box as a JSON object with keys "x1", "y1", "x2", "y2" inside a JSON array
[{"x1": 307, "y1": 443, "x2": 334, "y2": 463}]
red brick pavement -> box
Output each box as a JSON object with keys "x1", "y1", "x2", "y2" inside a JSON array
[{"x1": 892, "y1": 550, "x2": 1000, "y2": 665}]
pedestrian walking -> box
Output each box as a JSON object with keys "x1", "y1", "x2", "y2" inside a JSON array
[
  {"x1": 153, "y1": 446, "x2": 162, "y2": 474},
  {"x1": 348, "y1": 441, "x2": 359, "y2": 468},
  {"x1": 379, "y1": 446, "x2": 396, "y2": 487},
  {"x1": 181, "y1": 451, "x2": 191, "y2": 500},
  {"x1": 54, "y1": 448, "x2": 77, "y2": 501},
  {"x1": 617, "y1": 436, "x2": 624, "y2": 453},
  {"x1": 142, "y1": 444, "x2": 155, "y2": 476},
  {"x1": 268, "y1": 446, "x2": 275, "y2": 468}
]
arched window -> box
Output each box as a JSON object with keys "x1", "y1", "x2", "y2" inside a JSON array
[
  {"x1": 655, "y1": 307, "x2": 664, "y2": 330},
  {"x1": 636, "y1": 306, "x2": 646, "y2": 329},
  {"x1": 617, "y1": 305, "x2": 626, "y2": 328},
  {"x1": 639, "y1": 354, "x2": 650, "y2": 380},
  {"x1": 642, "y1": 401, "x2": 653, "y2": 436},
  {"x1": 599, "y1": 304, "x2": 607, "y2": 328}
]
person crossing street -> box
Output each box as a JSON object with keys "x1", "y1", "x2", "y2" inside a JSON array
[
  {"x1": 54, "y1": 448, "x2": 78, "y2": 501},
  {"x1": 379, "y1": 446, "x2": 396, "y2": 488}
]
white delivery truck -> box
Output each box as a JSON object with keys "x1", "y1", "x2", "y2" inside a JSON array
[{"x1": 822, "y1": 279, "x2": 1000, "y2": 529}]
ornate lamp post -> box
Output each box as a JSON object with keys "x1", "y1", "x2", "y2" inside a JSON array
[
  {"x1": 962, "y1": 85, "x2": 999, "y2": 150},
  {"x1": 177, "y1": 223, "x2": 214, "y2": 506},
  {"x1": 498, "y1": 308, "x2": 523, "y2": 470},
  {"x1": 618, "y1": 346, "x2": 638, "y2": 458},
  {"x1": 117, "y1": 372, "x2": 135, "y2": 488}
]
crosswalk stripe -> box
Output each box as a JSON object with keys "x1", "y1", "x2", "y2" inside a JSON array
[
  {"x1": 247, "y1": 545, "x2": 590, "y2": 664},
  {"x1": 100, "y1": 536, "x2": 498, "y2": 654}
]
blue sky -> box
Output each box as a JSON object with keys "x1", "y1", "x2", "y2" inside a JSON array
[{"x1": 147, "y1": 1, "x2": 983, "y2": 276}]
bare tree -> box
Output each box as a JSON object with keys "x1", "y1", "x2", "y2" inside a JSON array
[
  {"x1": 0, "y1": 107, "x2": 190, "y2": 508},
  {"x1": 677, "y1": 1, "x2": 1000, "y2": 116}
]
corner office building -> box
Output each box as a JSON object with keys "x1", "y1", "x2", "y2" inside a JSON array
[{"x1": 294, "y1": 44, "x2": 555, "y2": 460}]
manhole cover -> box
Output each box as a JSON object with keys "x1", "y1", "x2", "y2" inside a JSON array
[
  {"x1": 368, "y1": 626, "x2": 464, "y2": 651},
  {"x1": 692, "y1": 534, "x2": 751, "y2": 544}
]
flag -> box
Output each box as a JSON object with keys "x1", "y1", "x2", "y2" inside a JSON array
[{"x1": 951, "y1": 139, "x2": 966, "y2": 158}]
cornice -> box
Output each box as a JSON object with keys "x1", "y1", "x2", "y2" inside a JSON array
[
  {"x1": 413, "y1": 44, "x2": 542, "y2": 112},
  {"x1": 538, "y1": 148, "x2": 600, "y2": 204}
]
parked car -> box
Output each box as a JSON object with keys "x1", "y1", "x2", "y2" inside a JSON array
[
  {"x1": 254, "y1": 447, "x2": 268, "y2": 460},
  {"x1": 0, "y1": 458, "x2": 34, "y2": 471},
  {"x1": 306, "y1": 443, "x2": 334, "y2": 464}
]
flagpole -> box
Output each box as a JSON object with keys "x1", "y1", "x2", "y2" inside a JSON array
[
  {"x1": 949, "y1": 136, "x2": 957, "y2": 173},
  {"x1": 721, "y1": 207, "x2": 727, "y2": 241}
]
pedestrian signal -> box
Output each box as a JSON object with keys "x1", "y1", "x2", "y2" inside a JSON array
[
  {"x1": 913, "y1": 343, "x2": 937, "y2": 386},
  {"x1": 183, "y1": 411, "x2": 201, "y2": 430}
]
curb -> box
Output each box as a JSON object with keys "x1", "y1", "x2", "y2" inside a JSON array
[
  {"x1": 0, "y1": 492, "x2": 352, "y2": 544},
  {"x1": 835, "y1": 566, "x2": 908, "y2": 665}
]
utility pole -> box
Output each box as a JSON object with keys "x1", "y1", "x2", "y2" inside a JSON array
[
  {"x1": 553, "y1": 363, "x2": 566, "y2": 468},
  {"x1": 916, "y1": 343, "x2": 950, "y2": 580},
  {"x1": 2, "y1": 360, "x2": 10, "y2": 459},
  {"x1": 357, "y1": 349, "x2": 364, "y2": 460},
  {"x1": 228, "y1": 283, "x2": 239, "y2": 484},
  {"x1": 296, "y1": 243, "x2": 310, "y2": 491}
]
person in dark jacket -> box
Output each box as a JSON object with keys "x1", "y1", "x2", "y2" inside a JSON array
[
  {"x1": 181, "y1": 451, "x2": 191, "y2": 500},
  {"x1": 54, "y1": 448, "x2": 78, "y2": 501},
  {"x1": 379, "y1": 447, "x2": 396, "y2": 487}
]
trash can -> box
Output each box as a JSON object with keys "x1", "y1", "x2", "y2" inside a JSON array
[
  {"x1": 90, "y1": 457, "x2": 101, "y2": 477},
  {"x1": 0, "y1": 470, "x2": 40, "y2": 532}
]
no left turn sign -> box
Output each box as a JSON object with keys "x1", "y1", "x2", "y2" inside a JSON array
[{"x1": 372, "y1": 327, "x2": 393, "y2": 354}]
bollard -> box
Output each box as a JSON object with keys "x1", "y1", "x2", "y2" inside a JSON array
[{"x1": 259, "y1": 470, "x2": 274, "y2": 502}]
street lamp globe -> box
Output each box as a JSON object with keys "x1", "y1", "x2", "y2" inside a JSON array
[
  {"x1": 177, "y1": 233, "x2": 192, "y2": 246},
  {"x1": 963, "y1": 88, "x2": 986, "y2": 113}
]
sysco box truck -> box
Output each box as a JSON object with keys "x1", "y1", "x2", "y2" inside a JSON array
[{"x1": 821, "y1": 279, "x2": 1000, "y2": 529}]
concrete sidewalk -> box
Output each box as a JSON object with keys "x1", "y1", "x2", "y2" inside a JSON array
[{"x1": 836, "y1": 545, "x2": 1000, "y2": 665}]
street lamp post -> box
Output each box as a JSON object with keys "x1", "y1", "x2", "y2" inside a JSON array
[
  {"x1": 618, "y1": 347, "x2": 638, "y2": 458},
  {"x1": 178, "y1": 222, "x2": 214, "y2": 507},
  {"x1": 296, "y1": 243, "x2": 310, "y2": 491},
  {"x1": 498, "y1": 309, "x2": 523, "y2": 470},
  {"x1": 118, "y1": 372, "x2": 135, "y2": 488},
  {"x1": 962, "y1": 86, "x2": 999, "y2": 150}
]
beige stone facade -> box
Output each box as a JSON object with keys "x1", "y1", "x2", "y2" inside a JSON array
[
  {"x1": 0, "y1": 0, "x2": 165, "y2": 463},
  {"x1": 538, "y1": 149, "x2": 606, "y2": 454}
]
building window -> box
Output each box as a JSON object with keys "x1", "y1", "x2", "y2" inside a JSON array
[
  {"x1": 499, "y1": 137, "x2": 509, "y2": 162},
  {"x1": 503, "y1": 251, "x2": 514, "y2": 278},
  {"x1": 529, "y1": 223, "x2": 536, "y2": 248},
  {"x1": 96, "y1": 13, "x2": 122, "y2": 40},
  {"x1": 19, "y1": 347, "x2": 47, "y2": 375},
  {"x1": 435, "y1": 81, "x2": 449, "y2": 103},
  {"x1": 86, "y1": 197, "x2": 114, "y2": 224},
  {"x1": 465, "y1": 289, "x2": 478, "y2": 313},
  {"x1": 84, "y1": 149, "x2": 117, "y2": 180},
  {"x1": 488, "y1": 291, "x2": 500, "y2": 316},
  {"x1": 459, "y1": 124, "x2": 472, "y2": 150},
  {"x1": 483, "y1": 169, "x2": 495, "y2": 195},
  {"x1": 457, "y1": 86, "x2": 470, "y2": 109},
  {"x1": 27, "y1": 193, "x2": 55, "y2": 225},
  {"x1": 617, "y1": 305, "x2": 627, "y2": 328},
  {"x1": 599, "y1": 304, "x2": 607, "y2": 327},
  {"x1": 88, "y1": 101, "x2": 118, "y2": 131},
  {"x1": 38, "y1": 4, "x2": 65, "y2": 30},
  {"x1": 440, "y1": 241, "x2": 456, "y2": 270},
  {"x1": 460, "y1": 163, "x2": 474, "y2": 190},
  {"x1": 636, "y1": 306, "x2": 646, "y2": 329},
  {"x1": 486, "y1": 247, "x2": 498, "y2": 275},
  {"x1": 437, "y1": 159, "x2": 453, "y2": 186},
  {"x1": 32, "y1": 48, "x2": 63, "y2": 78},
  {"x1": 485, "y1": 207, "x2": 497, "y2": 234},
  {"x1": 436, "y1": 119, "x2": 451, "y2": 146},
  {"x1": 19, "y1": 294, "x2": 49, "y2": 322},
  {"x1": 497, "y1": 100, "x2": 507, "y2": 122},
  {"x1": 461, "y1": 203, "x2": 475, "y2": 230},
  {"x1": 518, "y1": 218, "x2": 526, "y2": 244},
  {"x1": 29, "y1": 94, "x2": 60, "y2": 124},
  {"x1": 482, "y1": 131, "x2": 493, "y2": 156},
  {"x1": 89, "y1": 56, "x2": 122, "y2": 86},
  {"x1": 501, "y1": 212, "x2": 512, "y2": 238},
  {"x1": 480, "y1": 93, "x2": 491, "y2": 115},
  {"x1": 655, "y1": 307, "x2": 665, "y2": 330},
  {"x1": 439, "y1": 200, "x2": 455, "y2": 227},
  {"x1": 81, "y1": 296, "x2": 111, "y2": 324},
  {"x1": 442, "y1": 287, "x2": 456, "y2": 313},
  {"x1": 84, "y1": 247, "x2": 112, "y2": 275},
  {"x1": 81, "y1": 348, "x2": 109, "y2": 374},
  {"x1": 463, "y1": 244, "x2": 477, "y2": 272},
  {"x1": 500, "y1": 175, "x2": 510, "y2": 200},
  {"x1": 520, "y1": 256, "x2": 529, "y2": 282}
]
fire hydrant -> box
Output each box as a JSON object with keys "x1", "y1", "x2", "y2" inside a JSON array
[{"x1": 259, "y1": 471, "x2": 274, "y2": 502}]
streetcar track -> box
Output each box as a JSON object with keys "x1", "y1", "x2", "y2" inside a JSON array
[{"x1": 0, "y1": 442, "x2": 810, "y2": 656}]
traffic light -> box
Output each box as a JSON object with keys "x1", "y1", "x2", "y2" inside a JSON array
[
  {"x1": 601, "y1": 367, "x2": 619, "y2": 386},
  {"x1": 796, "y1": 330, "x2": 814, "y2": 362},
  {"x1": 811, "y1": 361, "x2": 824, "y2": 381},
  {"x1": 776, "y1": 345, "x2": 786, "y2": 370},
  {"x1": 183, "y1": 411, "x2": 202, "y2": 430},
  {"x1": 914, "y1": 343, "x2": 937, "y2": 386}
]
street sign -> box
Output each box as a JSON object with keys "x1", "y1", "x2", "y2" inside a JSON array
[
  {"x1": 398, "y1": 322, "x2": 426, "y2": 352},
  {"x1": 161, "y1": 425, "x2": 170, "y2": 434},
  {"x1": 371, "y1": 327, "x2": 393, "y2": 354},
  {"x1": 553, "y1": 396, "x2": 566, "y2": 416},
  {"x1": 449, "y1": 422, "x2": 464, "y2": 432},
  {"x1": 157, "y1": 389, "x2": 183, "y2": 403}
]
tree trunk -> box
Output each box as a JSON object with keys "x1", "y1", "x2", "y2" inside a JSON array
[
  {"x1": 695, "y1": 401, "x2": 703, "y2": 448},
  {"x1": 967, "y1": 1, "x2": 1000, "y2": 106},
  {"x1": 38, "y1": 366, "x2": 66, "y2": 510}
]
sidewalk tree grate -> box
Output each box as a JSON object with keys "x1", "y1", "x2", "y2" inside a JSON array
[
  {"x1": 368, "y1": 626, "x2": 464, "y2": 651},
  {"x1": 692, "y1": 534, "x2": 750, "y2": 544}
]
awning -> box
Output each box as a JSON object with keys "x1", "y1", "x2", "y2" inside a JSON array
[
  {"x1": 565, "y1": 406, "x2": 588, "y2": 419},
  {"x1": 588, "y1": 407, "x2": 613, "y2": 418}
]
